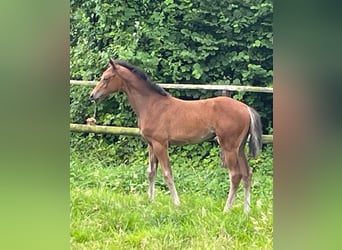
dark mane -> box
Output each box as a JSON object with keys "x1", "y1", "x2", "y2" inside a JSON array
[{"x1": 113, "y1": 59, "x2": 169, "y2": 96}]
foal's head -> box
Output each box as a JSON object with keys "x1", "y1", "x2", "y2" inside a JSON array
[{"x1": 89, "y1": 59, "x2": 124, "y2": 101}]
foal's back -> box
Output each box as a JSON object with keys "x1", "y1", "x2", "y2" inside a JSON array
[{"x1": 147, "y1": 96, "x2": 250, "y2": 145}]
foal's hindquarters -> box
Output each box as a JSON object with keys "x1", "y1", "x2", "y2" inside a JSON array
[{"x1": 214, "y1": 104, "x2": 253, "y2": 213}]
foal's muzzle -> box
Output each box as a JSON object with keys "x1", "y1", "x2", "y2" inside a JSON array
[
  {"x1": 89, "y1": 91, "x2": 100, "y2": 101},
  {"x1": 89, "y1": 92, "x2": 104, "y2": 103}
]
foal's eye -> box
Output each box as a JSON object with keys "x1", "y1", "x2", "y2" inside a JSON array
[{"x1": 103, "y1": 77, "x2": 108, "y2": 82}]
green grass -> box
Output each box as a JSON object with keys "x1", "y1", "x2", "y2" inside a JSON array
[{"x1": 70, "y1": 145, "x2": 273, "y2": 249}]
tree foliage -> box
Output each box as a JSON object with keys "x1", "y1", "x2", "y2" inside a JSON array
[{"x1": 71, "y1": 0, "x2": 272, "y2": 84}]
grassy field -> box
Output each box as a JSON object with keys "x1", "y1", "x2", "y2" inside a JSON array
[{"x1": 70, "y1": 144, "x2": 273, "y2": 249}]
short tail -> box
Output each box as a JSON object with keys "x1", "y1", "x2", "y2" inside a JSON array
[{"x1": 247, "y1": 107, "x2": 263, "y2": 157}]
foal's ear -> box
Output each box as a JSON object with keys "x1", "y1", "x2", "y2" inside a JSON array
[{"x1": 109, "y1": 58, "x2": 117, "y2": 70}]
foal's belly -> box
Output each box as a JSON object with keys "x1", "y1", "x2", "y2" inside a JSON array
[{"x1": 168, "y1": 131, "x2": 216, "y2": 145}]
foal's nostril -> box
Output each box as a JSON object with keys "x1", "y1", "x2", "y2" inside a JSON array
[{"x1": 89, "y1": 93, "x2": 94, "y2": 100}]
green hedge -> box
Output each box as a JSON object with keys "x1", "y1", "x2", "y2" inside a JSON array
[
  {"x1": 70, "y1": 0, "x2": 273, "y2": 149},
  {"x1": 71, "y1": 0, "x2": 272, "y2": 83}
]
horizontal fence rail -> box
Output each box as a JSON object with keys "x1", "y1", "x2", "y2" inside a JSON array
[
  {"x1": 70, "y1": 123, "x2": 140, "y2": 136},
  {"x1": 70, "y1": 80, "x2": 273, "y2": 93},
  {"x1": 70, "y1": 123, "x2": 273, "y2": 144}
]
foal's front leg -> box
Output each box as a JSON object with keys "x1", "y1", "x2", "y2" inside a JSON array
[
  {"x1": 151, "y1": 140, "x2": 180, "y2": 206},
  {"x1": 147, "y1": 144, "x2": 158, "y2": 200}
]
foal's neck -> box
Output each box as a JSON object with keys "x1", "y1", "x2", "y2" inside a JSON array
[{"x1": 121, "y1": 79, "x2": 163, "y2": 117}]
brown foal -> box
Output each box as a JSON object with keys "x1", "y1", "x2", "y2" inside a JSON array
[{"x1": 90, "y1": 59, "x2": 262, "y2": 213}]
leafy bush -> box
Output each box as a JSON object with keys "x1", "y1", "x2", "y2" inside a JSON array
[{"x1": 70, "y1": 0, "x2": 272, "y2": 84}]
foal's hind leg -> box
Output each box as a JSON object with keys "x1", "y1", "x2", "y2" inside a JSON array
[
  {"x1": 222, "y1": 150, "x2": 242, "y2": 212},
  {"x1": 238, "y1": 150, "x2": 253, "y2": 213},
  {"x1": 147, "y1": 144, "x2": 158, "y2": 200}
]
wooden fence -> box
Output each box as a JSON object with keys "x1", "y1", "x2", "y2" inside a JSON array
[
  {"x1": 70, "y1": 123, "x2": 273, "y2": 144},
  {"x1": 70, "y1": 80, "x2": 273, "y2": 144}
]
